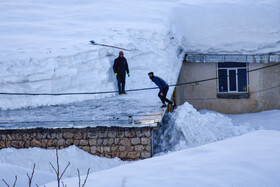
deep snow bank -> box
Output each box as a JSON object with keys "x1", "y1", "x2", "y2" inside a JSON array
[
  {"x1": 0, "y1": 146, "x2": 126, "y2": 180},
  {"x1": 171, "y1": 0, "x2": 280, "y2": 54},
  {"x1": 155, "y1": 102, "x2": 253, "y2": 153},
  {"x1": 0, "y1": 0, "x2": 182, "y2": 109},
  {"x1": 44, "y1": 130, "x2": 280, "y2": 187}
]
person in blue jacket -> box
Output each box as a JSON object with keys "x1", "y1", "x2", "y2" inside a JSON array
[
  {"x1": 148, "y1": 72, "x2": 173, "y2": 108},
  {"x1": 113, "y1": 51, "x2": 130, "y2": 95}
]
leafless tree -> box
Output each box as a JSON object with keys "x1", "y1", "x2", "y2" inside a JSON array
[
  {"x1": 77, "y1": 168, "x2": 90, "y2": 187},
  {"x1": 27, "y1": 163, "x2": 36, "y2": 187},
  {"x1": 2, "y1": 176, "x2": 17, "y2": 187},
  {"x1": 49, "y1": 149, "x2": 70, "y2": 187}
]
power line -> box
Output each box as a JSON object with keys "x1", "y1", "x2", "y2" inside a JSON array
[{"x1": 0, "y1": 62, "x2": 280, "y2": 96}]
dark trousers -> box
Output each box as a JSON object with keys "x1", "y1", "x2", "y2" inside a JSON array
[
  {"x1": 117, "y1": 75, "x2": 126, "y2": 94},
  {"x1": 158, "y1": 86, "x2": 173, "y2": 105}
]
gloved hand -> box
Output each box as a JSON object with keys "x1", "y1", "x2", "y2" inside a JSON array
[
  {"x1": 115, "y1": 73, "x2": 118, "y2": 76},
  {"x1": 128, "y1": 73, "x2": 130, "y2": 77}
]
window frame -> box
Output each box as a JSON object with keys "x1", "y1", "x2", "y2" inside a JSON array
[{"x1": 217, "y1": 62, "x2": 249, "y2": 95}]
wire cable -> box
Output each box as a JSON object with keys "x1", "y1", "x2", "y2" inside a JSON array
[{"x1": 0, "y1": 62, "x2": 280, "y2": 96}]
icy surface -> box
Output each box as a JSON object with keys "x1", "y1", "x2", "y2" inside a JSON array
[{"x1": 0, "y1": 91, "x2": 165, "y2": 129}]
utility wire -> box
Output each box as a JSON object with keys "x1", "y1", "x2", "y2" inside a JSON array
[{"x1": 0, "y1": 63, "x2": 280, "y2": 96}]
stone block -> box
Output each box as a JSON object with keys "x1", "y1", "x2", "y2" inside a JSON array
[
  {"x1": 57, "y1": 139, "x2": 65, "y2": 146},
  {"x1": 131, "y1": 138, "x2": 140, "y2": 145},
  {"x1": 125, "y1": 131, "x2": 136, "y2": 138},
  {"x1": 103, "y1": 139, "x2": 108, "y2": 146},
  {"x1": 25, "y1": 140, "x2": 31, "y2": 148},
  {"x1": 22, "y1": 133, "x2": 30, "y2": 140},
  {"x1": 91, "y1": 146, "x2": 97, "y2": 153},
  {"x1": 114, "y1": 138, "x2": 120, "y2": 145},
  {"x1": 36, "y1": 133, "x2": 43, "y2": 140},
  {"x1": 47, "y1": 133, "x2": 56, "y2": 139},
  {"x1": 74, "y1": 133, "x2": 83, "y2": 140},
  {"x1": 64, "y1": 132, "x2": 74, "y2": 139},
  {"x1": 47, "y1": 139, "x2": 54, "y2": 147},
  {"x1": 117, "y1": 131, "x2": 125, "y2": 138},
  {"x1": 135, "y1": 145, "x2": 145, "y2": 151},
  {"x1": 11, "y1": 141, "x2": 21, "y2": 148},
  {"x1": 0, "y1": 141, "x2": 6, "y2": 148},
  {"x1": 74, "y1": 140, "x2": 80, "y2": 146},
  {"x1": 15, "y1": 133, "x2": 23, "y2": 140},
  {"x1": 88, "y1": 132, "x2": 98, "y2": 138},
  {"x1": 97, "y1": 139, "x2": 103, "y2": 145},
  {"x1": 0, "y1": 134, "x2": 6, "y2": 140},
  {"x1": 81, "y1": 146, "x2": 90, "y2": 152},
  {"x1": 120, "y1": 138, "x2": 131, "y2": 146},
  {"x1": 7, "y1": 134, "x2": 12, "y2": 141},
  {"x1": 31, "y1": 139, "x2": 41, "y2": 147},
  {"x1": 141, "y1": 137, "x2": 150, "y2": 145},
  {"x1": 127, "y1": 152, "x2": 140, "y2": 159},
  {"x1": 99, "y1": 131, "x2": 108, "y2": 138},
  {"x1": 6, "y1": 141, "x2": 11, "y2": 147},
  {"x1": 108, "y1": 138, "x2": 114, "y2": 145},
  {"x1": 89, "y1": 139, "x2": 97, "y2": 146},
  {"x1": 108, "y1": 132, "x2": 117, "y2": 138},
  {"x1": 41, "y1": 139, "x2": 48, "y2": 147},
  {"x1": 145, "y1": 145, "x2": 151, "y2": 152},
  {"x1": 119, "y1": 152, "x2": 128, "y2": 158},
  {"x1": 136, "y1": 130, "x2": 143, "y2": 137},
  {"x1": 141, "y1": 151, "x2": 152, "y2": 158},
  {"x1": 104, "y1": 146, "x2": 111, "y2": 153},
  {"x1": 119, "y1": 146, "x2": 126, "y2": 151},
  {"x1": 144, "y1": 130, "x2": 151, "y2": 137},
  {"x1": 111, "y1": 146, "x2": 118, "y2": 152},
  {"x1": 66, "y1": 139, "x2": 74, "y2": 146},
  {"x1": 79, "y1": 140, "x2": 89, "y2": 146},
  {"x1": 56, "y1": 133, "x2": 63, "y2": 139},
  {"x1": 126, "y1": 146, "x2": 134, "y2": 152}
]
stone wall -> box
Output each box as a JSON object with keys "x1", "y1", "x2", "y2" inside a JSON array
[{"x1": 0, "y1": 126, "x2": 156, "y2": 161}]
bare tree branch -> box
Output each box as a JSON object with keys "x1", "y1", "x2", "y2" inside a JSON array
[
  {"x1": 13, "y1": 176, "x2": 17, "y2": 187},
  {"x1": 2, "y1": 179, "x2": 9, "y2": 187},
  {"x1": 77, "y1": 169, "x2": 81, "y2": 187},
  {"x1": 82, "y1": 168, "x2": 90, "y2": 187},
  {"x1": 27, "y1": 163, "x2": 36, "y2": 187},
  {"x1": 49, "y1": 149, "x2": 70, "y2": 187},
  {"x1": 59, "y1": 162, "x2": 70, "y2": 180}
]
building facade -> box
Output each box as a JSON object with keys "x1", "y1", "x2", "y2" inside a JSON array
[{"x1": 176, "y1": 53, "x2": 280, "y2": 114}]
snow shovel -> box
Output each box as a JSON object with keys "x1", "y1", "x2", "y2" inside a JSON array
[{"x1": 90, "y1": 40, "x2": 130, "y2": 51}]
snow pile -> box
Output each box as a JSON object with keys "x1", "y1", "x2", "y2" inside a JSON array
[
  {"x1": 0, "y1": 146, "x2": 126, "y2": 186},
  {"x1": 155, "y1": 102, "x2": 253, "y2": 153},
  {"x1": 44, "y1": 130, "x2": 280, "y2": 187}
]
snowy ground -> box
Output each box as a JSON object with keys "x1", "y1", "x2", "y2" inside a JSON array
[{"x1": 1, "y1": 105, "x2": 280, "y2": 187}]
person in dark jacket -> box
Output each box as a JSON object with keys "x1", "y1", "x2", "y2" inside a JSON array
[
  {"x1": 113, "y1": 51, "x2": 130, "y2": 95},
  {"x1": 148, "y1": 72, "x2": 173, "y2": 108}
]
